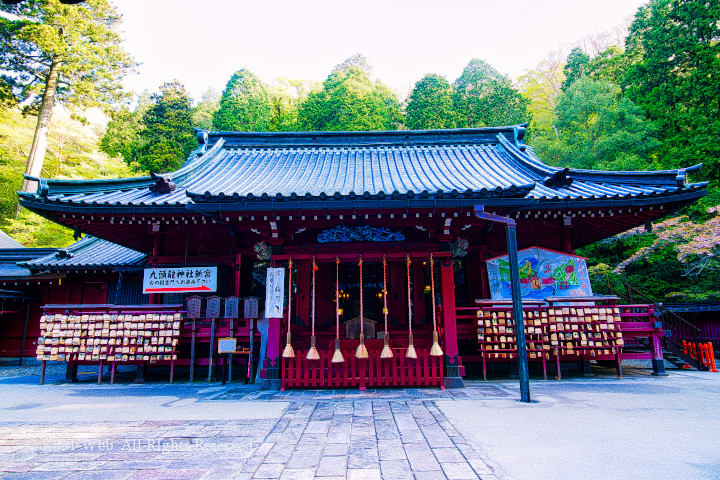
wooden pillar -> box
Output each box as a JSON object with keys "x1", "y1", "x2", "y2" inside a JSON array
[
  {"x1": 389, "y1": 261, "x2": 407, "y2": 326},
  {"x1": 412, "y1": 260, "x2": 426, "y2": 325},
  {"x1": 149, "y1": 231, "x2": 163, "y2": 305},
  {"x1": 296, "y1": 261, "x2": 310, "y2": 326},
  {"x1": 440, "y1": 258, "x2": 463, "y2": 388},
  {"x1": 230, "y1": 252, "x2": 241, "y2": 382},
  {"x1": 561, "y1": 221, "x2": 573, "y2": 254},
  {"x1": 649, "y1": 307, "x2": 668, "y2": 376},
  {"x1": 233, "y1": 252, "x2": 242, "y2": 296},
  {"x1": 466, "y1": 249, "x2": 487, "y2": 302}
]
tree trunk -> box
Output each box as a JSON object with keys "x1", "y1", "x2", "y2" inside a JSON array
[{"x1": 20, "y1": 58, "x2": 62, "y2": 197}]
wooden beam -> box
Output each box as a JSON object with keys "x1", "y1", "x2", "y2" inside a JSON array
[
  {"x1": 271, "y1": 252, "x2": 451, "y2": 262},
  {"x1": 150, "y1": 255, "x2": 235, "y2": 265}
]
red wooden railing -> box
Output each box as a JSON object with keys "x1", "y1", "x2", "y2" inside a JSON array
[{"x1": 281, "y1": 348, "x2": 444, "y2": 390}]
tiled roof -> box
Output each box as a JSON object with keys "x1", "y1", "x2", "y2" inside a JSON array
[
  {"x1": 0, "y1": 248, "x2": 57, "y2": 278},
  {"x1": 0, "y1": 230, "x2": 23, "y2": 249},
  {"x1": 20, "y1": 236, "x2": 146, "y2": 270},
  {"x1": 18, "y1": 126, "x2": 707, "y2": 210}
]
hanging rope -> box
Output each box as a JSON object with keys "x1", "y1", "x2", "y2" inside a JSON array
[
  {"x1": 282, "y1": 258, "x2": 295, "y2": 358},
  {"x1": 356, "y1": 255, "x2": 368, "y2": 359},
  {"x1": 381, "y1": 255, "x2": 392, "y2": 358},
  {"x1": 429, "y1": 253, "x2": 443, "y2": 356},
  {"x1": 306, "y1": 257, "x2": 320, "y2": 360},
  {"x1": 406, "y1": 254, "x2": 417, "y2": 359},
  {"x1": 332, "y1": 256, "x2": 344, "y2": 363}
]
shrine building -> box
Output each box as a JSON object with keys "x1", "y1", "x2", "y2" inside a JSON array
[{"x1": 16, "y1": 125, "x2": 708, "y2": 388}]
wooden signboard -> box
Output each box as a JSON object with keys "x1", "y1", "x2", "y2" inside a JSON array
[
  {"x1": 206, "y1": 296, "x2": 222, "y2": 319},
  {"x1": 224, "y1": 296, "x2": 240, "y2": 319},
  {"x1": 186, "y1": 296, "x2": 202, "y2": 319},
  {"x1": 244, "y1": 297, "x2": 259, "y2": 319},
  {"x1": 217, "y1": 337, "x2": 237, "y2": 354}
]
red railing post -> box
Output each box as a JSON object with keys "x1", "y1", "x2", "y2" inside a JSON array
[{"x1": 708, "y1": 343, "x2": 718, "y2": 372}]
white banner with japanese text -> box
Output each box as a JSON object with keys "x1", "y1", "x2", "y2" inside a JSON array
[
  {"x1": 143, "y1": 266, "x2": 218, "y2": 294},
  {"x1": 265, "y1": 268, "x2": 285, "y2": 318}
]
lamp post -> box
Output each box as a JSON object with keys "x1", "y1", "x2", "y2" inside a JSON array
[{"x1": 475, "y1": 205, "x2": 530, "y2": 403}]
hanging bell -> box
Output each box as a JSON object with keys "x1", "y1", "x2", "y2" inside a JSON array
[
  {"x1": 356, "y1": 332, "x2": 369, "y2": 359},
  {"x1": 282, "y1": 331, "x2": 295, "y2": 358},
  {"x1": 430, "y1": 331, "x2": 443, "y2": 356},
  {"x1": 306, "y1": 336, "x2": 320, "y2": 360},
  {"x1": 406, "y1": 333, "x2": 417, "y2": 359},
  {"x1": 331, "y1": 337, "x2": 345, "y2": 363},
  {"x1": 380, "y1": 333, "x2": 393, "y2": 359}
]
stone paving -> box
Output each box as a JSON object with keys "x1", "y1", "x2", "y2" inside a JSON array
[{"x1": 0, "y1": 386, "x2": 502, "y2": 480}]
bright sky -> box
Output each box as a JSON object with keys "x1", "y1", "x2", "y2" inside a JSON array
[{"x1": 115, "y1": 0, "x2": 648, "y2": 102}]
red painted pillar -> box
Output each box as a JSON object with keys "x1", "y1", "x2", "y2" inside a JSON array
[
  {"x1": 412, "y1": 261, "x2": 426, "y2": 325},
  {"x1": 390, "y1": 261, "x2": 407, "y2": 326},
  {"x1": 296, "y1": 261, "x2": 310, "y2": 327},
  {"x1": 148, "y1": 231, "x2": 163, "y2": 305},
  {"x1": 649, "y1": 308, "x2": 667, "y2": 376},
  {"x1": 263, "y1": 316, "x2": 282, "y2": 389},
  {"x1": 233, "y1": 252, "x2": 242, "y2": 297},
  {"x1": 440, "y1": 258, "x2": 463, "y2": 388}
]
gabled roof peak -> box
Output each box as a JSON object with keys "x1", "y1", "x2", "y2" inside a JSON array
[{"x1": 197, "y1": 125, "x2": 528, "y2": 150}]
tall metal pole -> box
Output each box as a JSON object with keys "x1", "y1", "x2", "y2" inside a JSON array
[
  {"x1": 474, "y1": 205, "x2": 531, "y2": 403},
  {"x1": 506, "y1": 224, "x2": 531, "y2": 402}
]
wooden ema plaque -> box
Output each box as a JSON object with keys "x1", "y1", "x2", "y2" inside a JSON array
[
  {"x1": 224, "y1": 296, "x2": 240, "y2": 319},
  {"x1": 206, "y1": 296, "x2": 222, "y2": 319},
  {"x1": 186, "y1": 296, "x2": 202, "y2": 319}
]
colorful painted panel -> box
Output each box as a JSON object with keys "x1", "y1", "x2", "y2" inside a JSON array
[{"x1": 486, "y1": 247, "x2": 592, "y2": 300}]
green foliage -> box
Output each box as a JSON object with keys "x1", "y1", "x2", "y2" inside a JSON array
[
  {"x1": 405, "y1": 74, "x2": 456, "y2": 130},
  {"x1": 586, "y1": 45, "x2": 629, "y2": 85},
  {"x1": 0, "y1": 106, "x2": 132, "y2": 246},
  {"x1": 531, "y1": 77, "x2": 660, "y2": 170},
  {"x1": 99, "y1": 95, "x2": 147, "y2": 167},
  {"x1": 101, "y1": 83, "x2": 197, "y2": 173},
  {"x1": 267, "y1": 79, "x2": 316, "y2": 132},
  {"x1": 5, "y1": 210, "x2": 74, "y2": 248},
  {"x1": 191, "y1": 88, "x2": 219, "y2": 130},
  {"x1": 623, "y1": 0, "x2": 720, "y2": 180},
  {"x1": 135, "y1": 81, "x2": 197, "y2": 173},
  {"x1": 0, "y1": 0, "x2": 136, "y2": 113},
  {"x1": 297, "y1": 56, "x2": 403, "y2": 131},
  {"x1": 582, "y1": 236, "x2": 720, "y2": 302},
  {"x1": 213, "y1": 69, "x2": 272, "y2": 131},
  {"x1": 561, "y1": 47, "x2": 590, "y2": 89},
  {"x1": 516, "y1": 52, "x2": 565, "y2": 145},
  {"x1": 453, "y1": 59, "x2": 528, "y2": 128}
]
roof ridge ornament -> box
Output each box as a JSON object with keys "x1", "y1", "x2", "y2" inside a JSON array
[
  {"x1": 55, "y1": 249, "x2": 73, "y2": 259},
  {"x1": 544, "y1": 168, "x2": 573, "y2": 188},
  {"x1": 196, "y1": 130, "x2": 209, "y2": 156},
  {"x1": 513, "y1": 123, "x2": 528, "y2": 151},
  {"x1": 149, "y1": 173, "x2": 176, "y2": 195}
]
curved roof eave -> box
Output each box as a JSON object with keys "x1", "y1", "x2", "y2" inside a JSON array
[{"x1": 17, "y1": 139, "x2": 225, "y2": 199}]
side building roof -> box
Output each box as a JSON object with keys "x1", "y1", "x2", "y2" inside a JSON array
[
  {"x1": 0, "y1": 230, "x2": 23, "y2": 249},
  {"x1": 19, "y1": 236, "x2": 146, "y2": 271}
]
